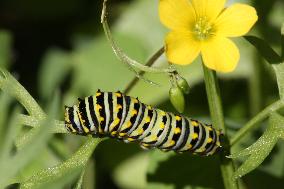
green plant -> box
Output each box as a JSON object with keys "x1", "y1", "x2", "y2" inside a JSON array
[{"x1": 0, "y1": 0, "x2": 284, "y2": 189}]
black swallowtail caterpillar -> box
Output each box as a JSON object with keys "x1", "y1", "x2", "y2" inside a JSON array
[{"x1": 64, "y1": 90, "x2": 222, "y2": 156}]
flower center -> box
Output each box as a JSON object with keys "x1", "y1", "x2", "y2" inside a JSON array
[{"x1": 193, "y1": 17, "x2": 214, "y2": 41}]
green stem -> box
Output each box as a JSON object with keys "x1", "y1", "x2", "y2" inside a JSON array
[
  {"x1": 202, "y1": 64, "x2": 238, "y2": 189},
  {"x1": 230, "y1": 100, "x2": 284, "y2": 146},
  {"x1": 281, "y1": 23, "x2": 284, "y2": 61},
  {"x1": 0, "y1": 69, "x2": 45, "y2": 119},
  {"x1": 124, "y1": 47, "x2": 165, "y2": 94},
  {"x1": 18, "y1": 114, "x2": 67, "y2": 134},
  {"x1": 101, "y1": 0, "x2": 174, "y2": 74},
  {"x1": 21, "y1": 137, "x2": 103, "y2": 188},
  {"x1": 248, "y1": 55, "x2": 262, "y2": 116}
]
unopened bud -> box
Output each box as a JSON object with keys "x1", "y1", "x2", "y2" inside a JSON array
[
  {"x1": 169, "y1": 86, "x2": 185, "y2": 113},
  {"x1": 177, "y1": 76, "x2": 190, "y2": 94}
]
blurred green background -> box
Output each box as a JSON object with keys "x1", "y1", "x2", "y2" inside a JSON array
[{"x1": 0, "y1": 0, "x2": 284, "y2": 188}]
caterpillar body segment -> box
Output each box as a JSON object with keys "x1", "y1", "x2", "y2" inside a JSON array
[{"x1": 64, "y1": 90, "x2": 222, "y2": 156}]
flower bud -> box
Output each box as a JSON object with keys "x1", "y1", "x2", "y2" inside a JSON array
[
  {"x1": 169, "y1": 86, "x2": 185, "y2": 113},
  {"x1": 177, "y1": 76, "x2": 190, "y2": 94}
]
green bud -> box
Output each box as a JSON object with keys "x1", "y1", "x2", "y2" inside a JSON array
[
  {"x1": 177, "y1": 76, "x2": 190, "y2": 94},
  {"x1": 169, "y1": 86, "x2": 185, "y2": 113}
]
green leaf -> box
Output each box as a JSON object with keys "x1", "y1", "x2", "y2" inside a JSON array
[
  {"x1": 0, "y1": 94, "x2": 57, "y2": 188},
  {"x1": 0, "y1": 92, "x2": 13, "y2": 143},
  {"x1": 74, "y1": 169, "x2": 86, "y2": 189},
  {"x1": 229, "y1": 113, "x2": 284, "y2": 179},
  {"x1": 20, "y1": 137, "x2": 103, "y2": 189},
  {"x1": 38, "y1": 49, "x2": 71, "y2": 100},
  {"x1": 244, "y1": 36, "x2": 282, "y2": 64},
  {"x1": 0, "y1": 108, "x2": 22, "y2": 161},
  {"x1": 272, "y1": 62, "x2": 284, "y2": 99}
]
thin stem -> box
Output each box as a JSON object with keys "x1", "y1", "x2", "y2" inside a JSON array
[
  {"x1": 18, "y1": 114, "x2": 67, "y2": 134},
  {"x1": 248, "y1": 55, "x2": 262, "y2": 116},
  {"x1": 124, "y1": 47, "x2": 165, "y2": 94},
  {"x1": 101, "y1": 0, "x2": 174, "y2": 74},
  {"x1": 202, "y1": 64, "x2": 238, "y2": 189},
  {"x1": 230, "y1": 100, "x2": 284, "y2": 146},
  {"x1": 281, "y1": 23, "x2": 284, "y2": 61}
]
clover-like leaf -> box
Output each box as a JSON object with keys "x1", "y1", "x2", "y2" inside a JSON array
[{"x1": 229, "y1": 113, "x2": 284, "y2": 179}]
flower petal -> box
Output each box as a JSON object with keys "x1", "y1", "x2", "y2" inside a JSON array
[
  {"x1": 191, "y1": 0, "x2": 226, "y2": 22},
  {"x1": 165, "y1": 30, "x2": 201, "y2": 65},
  {"x1": 201, "y1": 37, "x2": 239, "y2": 72},
  {"x1": 159, "y1": 0, "x2": 196, "y2": 30},
  {"x1": 215, "y1": 3, "x2": 258, "y2": 37}
]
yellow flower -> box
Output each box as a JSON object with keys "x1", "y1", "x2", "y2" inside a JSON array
[{"x1": 159, "y1": 0, "x2": 258, "y2": 72}]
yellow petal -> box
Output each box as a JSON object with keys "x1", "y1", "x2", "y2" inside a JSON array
[
  {"x1": 159, "y1": 0, "x2": 196, "y2": 30},
  {"x1": 165, "y1": 30, "x2": 201, "y2": 65},
  {"x1": 215, "y1": 4, "x2": 258, "y2": 37},
  {"x1": 201, "y1": 37, "x2": 239, "y2": 72},
  {"x1": 191, "y1": 0, "x2": 226, "y2": 22}
]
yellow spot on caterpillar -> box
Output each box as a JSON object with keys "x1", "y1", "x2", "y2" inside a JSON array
[
  {"x1": 145, "y1": 116, "x2": 151, "y2": 123},
  {"x1": 175, "y1": 116, "x2": 181, "y2": 121},
  {"x1": 119, "y1": 132, "x2": 126, "y2": 137},
  {"x1": 113, "y1": 118, "x2": 120, "y2": 125},
  {"x1": 109, "y1": 118, "x2": 120, "y2": 131},
  {"x1": 207, "y1": 126, "x2": 213, "y2": 131},
  {"x1": 124, "y1": 121, "x2": 132, "y2": 128},
  {"x1": 151, "y1": 136, "x2": 158, "y2": 141},
  {"x1": 169, "y1": 140, "x2": 175, "y2": 146},
  {"x1": 142, "y1": 143, "x2": 150, "y2": 147},
  {"x1": 138, "y1": 128, "x2": 144, "y2": 135},
  {"x1": 133, "y1": 98, "x2": 138, "y2": 103},
  {"x1": 207, "y1": 137, "x2": 213, "y2": 143},
  {"x1": 147, "y1": 105, "x2": 152, "y2": 110},
  {"x1": 96, "y1": 104, "x2": 102, "y2": 111},
  {"x1": 192, "y1": 133, "x2": 198, "y2": 139},
  {"x1": 160, "y1": 123, "x2": 165, "y2": 129},
  {"x1": 100, "y1": 117, "x2": 104, "y2": 122},
  {"x1": 197, "y1": 148, "x2": 205, "y2": 152},
  {"x1": 111, "y1": 131, "x2": 117, "y2": 136},
  {"x1": 115, "y1": 92, "x2": 122, "y2": 97},
  {"x1": 96, "y1": 92, "x2": 101, "y2": 97},
  {"x1": 187, "y1": 144, "x2": 192, "y2": 149},
  {"x1": 161, "y1": 111, "x2": 166, "y2": 116},
  {"x1": 131, "y1": 109, "x2": 137, "y2": 115},
  {"x1": 127, "y1": 137, "x2": 135, "y2": 142},
  {"x1": 174, "y1": 127, "x2": 181, "y2": 134},
  {"x1": 116, "y1": 104, "x2": 122, "y2": 112},
  {"x1": 216, "y1": 141, "x2": 221, "y2": 146},
  {"x1": 191, "y1": 121, "x2": 199, "y2": 126}
]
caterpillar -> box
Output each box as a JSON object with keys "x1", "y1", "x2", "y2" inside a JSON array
[{"x1": 64, "y1": 90, "x2": 222, "y2": 156}]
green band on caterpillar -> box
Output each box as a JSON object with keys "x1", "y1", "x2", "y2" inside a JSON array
[{"x1": 64, "y1": 90, "x2": 222, "y2": 156}]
